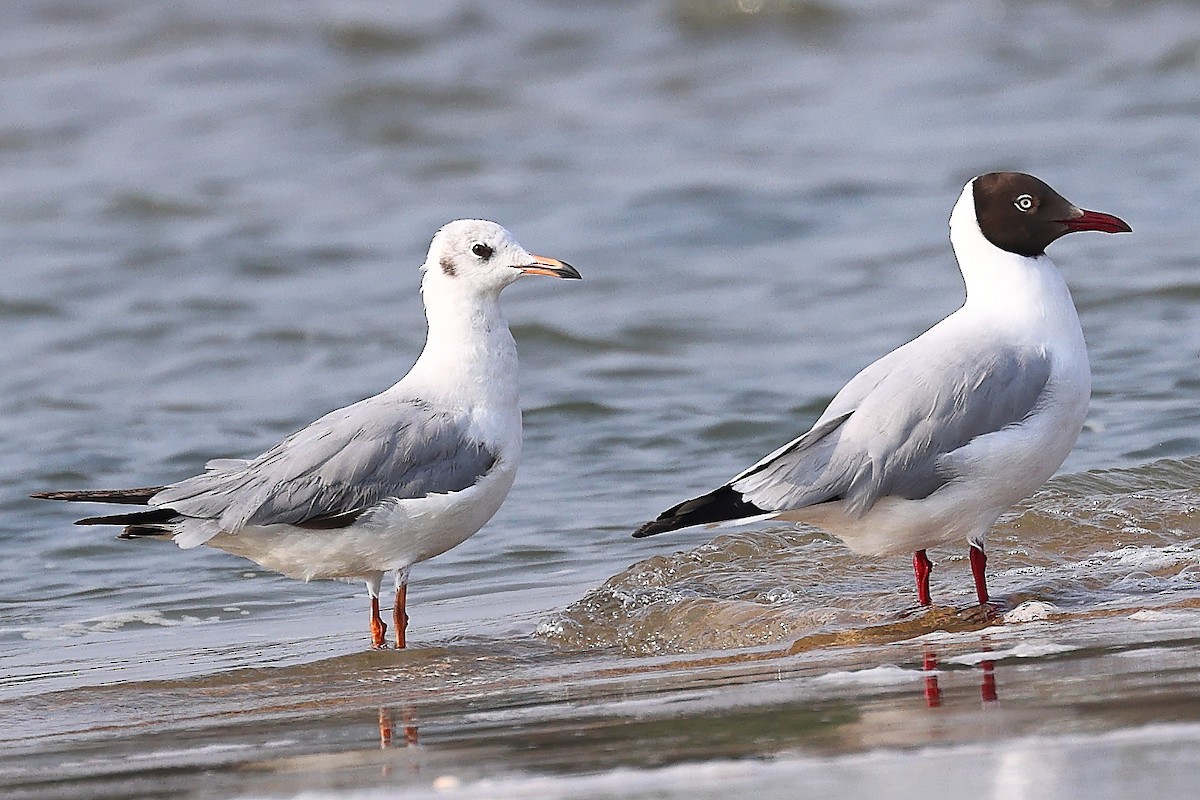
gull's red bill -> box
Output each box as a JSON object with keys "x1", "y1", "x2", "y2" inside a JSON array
[{"x1": 1061, "y1": 208, "x2": 1132, "y2": 234}]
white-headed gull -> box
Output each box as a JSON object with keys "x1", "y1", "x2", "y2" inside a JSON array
[
  {"x1": 36, "y1": 220, "x2": 580, "y2": 648},
  {"x1": 634, "y1": 173, "x2": 1130, "y2": 611}
]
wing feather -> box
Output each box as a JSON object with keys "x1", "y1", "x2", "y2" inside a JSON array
[
  {"x1": 732, "y1": 342, "x2": 1053, "y2": 516},
  {"x1": 152, "y1": 396, "x2": 496, "y2": 530}
]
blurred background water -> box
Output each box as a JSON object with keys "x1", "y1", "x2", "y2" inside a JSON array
[{"x1": 2, "y1": 1, "x2": 1200, "y2": 798}]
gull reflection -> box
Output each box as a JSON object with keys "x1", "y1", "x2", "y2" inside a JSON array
[
  {"x1": 923, "y1": 650, "x2": 942, "y2": 707},
  {"x1": 377, "y1": 706, "x2": 422, "y2": 777},
  {"x1": 921, "y1": 648, "x2": 1000, "y2": 708},
  {"x1": 378, "y1": 706, "x2": 420, "y2": 749}
]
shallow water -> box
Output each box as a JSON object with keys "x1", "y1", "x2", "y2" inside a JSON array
[{"x1": 3, "y1": 0, "x2": 1200, "y2": 797}]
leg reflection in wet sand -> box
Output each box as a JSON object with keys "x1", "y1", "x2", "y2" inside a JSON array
[
  {"x1": 378, "y1": 707, "x2": 421, "y2": 777},
  {"x1": 378, "y1": 707, "x2": 420, "y2": 749},
  {"x1": 923, "y1": 650, "x2": 942, "y2": 707},
  {"x1": 921, "y1": 649, "x2": 999, "y2": 709},
  {"x1": 378, "y1": 707, "x2": 392, "y2": 749},
  {"x1": 980, "y1": 657, "x2": 998, "y2": 703}
]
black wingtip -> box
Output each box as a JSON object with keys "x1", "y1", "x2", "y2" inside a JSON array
[
  {"x1": 632, "y1": 485, "x2": 767, "y2": 539},
  {"x1": 118, "y1": 525, "x2": 174, "y2": 538},
  {"x1": 31, "y1": 487, "x2": 163, "y2": 505},
  {"x1": 75, "y1": 508, "x2": 179, "y2": 527},
  {"x1": 631, "y1": 519, "x2": 671, "y2": 538}
]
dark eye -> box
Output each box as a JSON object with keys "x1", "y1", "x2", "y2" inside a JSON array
[
  {"x1": 1014, "y1": 194, "x2": 1036, "y2": 213},
  {"x1": 471, "y1": 243, "x2": 493, "y2": 260}
]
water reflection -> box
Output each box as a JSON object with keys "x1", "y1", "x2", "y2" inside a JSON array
[
  {"x1": 980, "y1": 658, "x2": 998, "y2": 705},
  {"x1": 378, "y1": 707, "x2": 420, "y2": 750},
  {"x1": 921, "y1": 649, "x2": 999, "y2": 709},
  {"x1": 924, "y1": 650, "x2": 941, "y2": 708},
  {"x1": 377, "y1": 707, "x2": 421, "y2": 779}
]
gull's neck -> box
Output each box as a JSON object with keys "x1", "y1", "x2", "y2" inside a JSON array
[
  {"x1": 948, "y1": 183, "x2": 1080, "y2": 338},
  {"x1": 399, "y1": 276, "x2": 520, "y2": 413}
]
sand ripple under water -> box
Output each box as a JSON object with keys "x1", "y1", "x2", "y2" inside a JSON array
[{"x1": 540, "y1": 458, "x2": 1200, "y2": 654}]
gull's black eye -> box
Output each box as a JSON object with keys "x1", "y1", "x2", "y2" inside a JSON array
[
  {"x1": 1014, "y1": 193, "x2": 1036, "y2": 213},
  {"x1": 471, "y1": 243, "x2": 493, "y2": 260}
]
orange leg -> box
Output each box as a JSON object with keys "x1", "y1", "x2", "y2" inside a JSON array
[
  {"x1": 370, "y1": 596, "x2": 388, "y2": 648},
  {"x1": 402, "y1": 707, "x2": 419, "y2": 746},
  {"x1": 379, "y1": 707, "x2": 419, "y2": 748},
  {"x1": 379, "y1": 707, "x2": 393, "y2": 748},
  {"x1": 393, "y1": 583, "x2": 409, "y2": 649}
]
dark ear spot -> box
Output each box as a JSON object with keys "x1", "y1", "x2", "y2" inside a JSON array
[{"x1": 440, "y1": 255, "x2": 456, "y2": 277}]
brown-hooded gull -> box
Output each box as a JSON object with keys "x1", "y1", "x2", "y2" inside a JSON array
[{"x1": 634, "y1": 173, "x2": 1130, "y2": 612}]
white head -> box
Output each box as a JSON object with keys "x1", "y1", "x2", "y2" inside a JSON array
[{"x1": 421, "y1": 219, "x2": 580, "y2": 297}]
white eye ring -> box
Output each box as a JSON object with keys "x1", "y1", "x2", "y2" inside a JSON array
[{"x1": 1014, "y1": 194, "x2": 1035, "y2": 212}]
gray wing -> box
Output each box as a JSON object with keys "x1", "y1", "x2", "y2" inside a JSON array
[
  {"x1": 731, "y1": 342, "x2": 1053, "y2": 516},
  {"x1": 152, "y1": 396, "x2": 497, "y2": 530}
]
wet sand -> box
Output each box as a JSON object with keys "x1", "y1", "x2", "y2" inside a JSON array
[
  {"x1": 5, "y1": 588, "x2": 1200, "y2": 799},
  {"x1": 6, "y1": 464, "x2": 1200, "y2": 799}
]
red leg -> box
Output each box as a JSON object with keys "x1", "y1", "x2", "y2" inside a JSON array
[
  {"x1": 969, "y1": 544, "x2": 989, "y2": 606},
  {"x1": 913, "y1": 550, "x2": 933, "y2": 606},
  {"x1": 980, "y1": 659, "x2": 998, "y2": 703},
  {"x1": 370, "y1": 596, "x2": 388, "y2": 648},
  {"x1": 923, "y1": 650, "x2": 941, "y2": 708},
  {"x1": 393, "y1": 583, "x2": 409, "y2": 650}
]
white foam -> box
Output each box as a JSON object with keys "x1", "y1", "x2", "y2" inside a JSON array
[
  {"x1": 761, "y1": 587, "x2": 797, "y2": 604},
  {"x1": 903, "y1": 629, "x2": 962, "y2": 643},
  {"x1": 1090, "y1": 545, "x2": 1196, "y2": 572},
  {"x1": 1113, "y1": 646, "x2": 1185, "y2": 660},
  {"x1": 1003, "y1": 600, "x2": 1060, "y2": 623},
  {"x1": 533, "y1": 618, "x2": 566, "y2": 637},
  {"x1": 21, "y1": 609, "x2": 196, "y2": 640},
  {"x1": 1128, "y1": 609, "x2": 1200, "y2": 622},
  {"x1": 810, "y1": 664, "x2": 923, "y2": 687},
  {"x1": 947, "y1": 642, "x2": 1076, "y2": 665}
]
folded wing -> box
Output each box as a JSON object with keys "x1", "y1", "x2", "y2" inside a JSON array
[
  {"x1": 734, "y1": 343, "x2": 1052, "y2": 515},
  {"x1": 154, "y1": 395, "x2": 497, "y2": 531},
  {"x1": 635, "y1": 341, "x2": 1052, "y2": 537}
]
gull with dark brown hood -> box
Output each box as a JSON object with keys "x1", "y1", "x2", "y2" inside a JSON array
[{"x1": 635, "y1": 172, "x2": 1130, "y2": 613}]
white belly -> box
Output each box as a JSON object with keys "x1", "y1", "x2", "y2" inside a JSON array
[
  {"x1": 782, "y1": 376, "x2": 1088, "y2": 557},
  {"x1": 203, "y1": 460, "x2": 518, "y2": 581}
]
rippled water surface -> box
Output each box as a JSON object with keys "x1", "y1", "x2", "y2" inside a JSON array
[{"x1": 3, "y1": 1, "x2": 1200, "y2": 798}]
